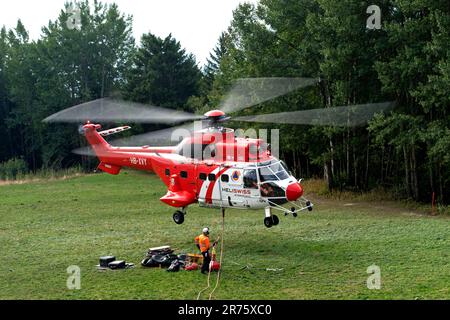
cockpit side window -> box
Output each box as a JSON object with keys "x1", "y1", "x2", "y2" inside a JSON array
[
  {"x1": 258, "y1": 166, "x2": 278, "y2": 182},
  {"x1": 243, "y1": 169, "x2": 258, "y2": 189}
]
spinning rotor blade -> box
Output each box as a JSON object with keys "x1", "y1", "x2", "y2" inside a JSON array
[
  {"x1": 110, "y1": 122, "x2": 198, "y2": 147},
  {"x1": 72, "y1": 146, "x2": 102, "y2": 157},
  {"x1": 43, "y1": 98, "x2": 202, "y2": 124},
  {"x1": 233, "y1": 102, "x2": 395, "y2": 127},
  {"x1": 72, "y1": 121, "x2": 200, "y2": 157},
  {"x1": 220, "y1": 77, "x2": 319, "y2": 114}
]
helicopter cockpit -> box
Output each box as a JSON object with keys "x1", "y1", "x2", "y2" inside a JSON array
[
  {"x1": 240, "y1": 159, "x2": 300, "y2": 204},
  {"x1": 257, "y1": 160, "x2": 297, "y2": 201}
]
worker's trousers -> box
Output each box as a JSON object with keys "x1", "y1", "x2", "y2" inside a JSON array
[{"x1": 201, "y1": 251, "x2": 211, "y2": 273}]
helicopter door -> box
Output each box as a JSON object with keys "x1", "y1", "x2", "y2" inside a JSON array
[
  {"x1": 220, "y1": 169, "x2": 245, "y2": 207},
  {"x1": 242, "y1": 169, "x2": 262, "y2": 208},
  {"x1": 221, "y1": 168, "x2": 260, "y2": 208}
]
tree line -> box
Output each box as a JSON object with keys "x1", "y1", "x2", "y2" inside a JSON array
[{"x1": 0, "y1": 0, "x2": 449, "y2": 204}]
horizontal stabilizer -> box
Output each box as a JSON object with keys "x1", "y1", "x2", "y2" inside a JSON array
[
  {"x1": 99, "y1": 126, "x2": 131, "y2": 137},
  {"x1": 98, "y1": 162, "x2": 121, "y2": 175}
]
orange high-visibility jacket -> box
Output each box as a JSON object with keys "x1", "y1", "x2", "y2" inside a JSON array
[{"x1": 195, "y1": 234, "x2": 210, "y2": 253}]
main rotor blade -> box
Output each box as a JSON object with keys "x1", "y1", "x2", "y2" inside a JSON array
[
  {"x1": 233, "y1": 102, "x2": 395, "y2": 127},
  {"x1": 220, "y1": 77, "x2": 319, "y2": 114},
  {"x1": 110, "y1": 122, "x2": 198, "y2": 147},
  {"x1": 43, "y1": 98, "x2": 202, "y2": 124}
]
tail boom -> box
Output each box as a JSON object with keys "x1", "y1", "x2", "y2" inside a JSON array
[{"x1": 83, "y1": 123, "x2": 174, "y2": 175}]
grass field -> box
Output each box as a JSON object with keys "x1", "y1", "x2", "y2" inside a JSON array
[{"x1": 0, "y1": 171, "x2": 449, "y2": 300}]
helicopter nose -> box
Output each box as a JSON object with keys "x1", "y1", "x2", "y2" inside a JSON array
[{"x1": 286, "y1": 182, "x2": 303, "y2": 201}]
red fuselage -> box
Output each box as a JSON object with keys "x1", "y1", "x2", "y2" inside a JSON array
[{"x1": 83, "y1": 122, "x2": 303, "y2": 209}]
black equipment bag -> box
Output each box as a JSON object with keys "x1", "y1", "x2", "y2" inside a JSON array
[
  {"x1": 141, "y1": 254, "x2": 178, "y2": 268},
  {"x1": 100, "y1": 256, "x2": 116, "y2": 267},
  {"x1": 108, "y1": 260, "x2": 126, "y2": 269},
  {"x1": 167, "y1": 260, "x2": 182, "y2": 272}
]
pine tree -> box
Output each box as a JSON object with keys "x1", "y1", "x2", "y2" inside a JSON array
[
  {"x1": 204, "y1": 32, "x2": 230, "y2": 90},
  {"x1": 125, "y1": 33, "x2": 201, "y2": 110}
]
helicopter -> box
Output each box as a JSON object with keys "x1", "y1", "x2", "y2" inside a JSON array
[{"x1": 44, "y1": 77, "x2": 394, "y2": 228}]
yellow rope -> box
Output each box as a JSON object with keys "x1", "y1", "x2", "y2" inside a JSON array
[{"x1": 196, "y1": 261, "x2": 212, "y2": 300}]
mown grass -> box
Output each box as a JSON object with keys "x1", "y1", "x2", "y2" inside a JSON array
[
  {"x1": 0, "y1": 171, "x2": 448, "y2": 300},
  {"x1": 302, "y1": 179, "x2": 450, "y2": 215}
]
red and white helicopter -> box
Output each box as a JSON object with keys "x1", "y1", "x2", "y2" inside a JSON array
[{"x1": 44, "y1": 78, "x2": 394, "y2": 228}]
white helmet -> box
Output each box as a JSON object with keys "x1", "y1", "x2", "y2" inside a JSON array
[{"x1": 202, "y1": 227, "x2": 210, "y2": 234}]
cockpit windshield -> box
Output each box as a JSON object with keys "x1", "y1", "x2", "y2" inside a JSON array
[
  {"x1": 257, "y1": 160, "x2": 290, "y2": 182},
  {"x1": 270, "y1": 162, "x2": 289, "y2": 180}
]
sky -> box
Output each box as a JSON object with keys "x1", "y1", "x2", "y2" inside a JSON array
[{"x1": 0, "y1": 0, "x2": 258, "y2": 67}]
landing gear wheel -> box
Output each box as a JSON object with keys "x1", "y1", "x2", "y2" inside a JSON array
[
  {"x1": 291, "y1": 207, "x2": 298, "y2": 218},
  {"x1": 173, "y1": 211, "x2": 185, "y2": 224},
  {"x1": 272, "y1": 215, "x2": 279, "y2": 226},
  {"x1": 306, "y1": 201, "x2": 313, "y2": 212},
  {"x1": 264, "y1": 217, "x2": 273, "y2": 228}
]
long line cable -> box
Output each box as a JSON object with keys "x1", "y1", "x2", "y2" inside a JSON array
[{"x1": 208, "y1": 208, "x2": 225, "y2": 300}]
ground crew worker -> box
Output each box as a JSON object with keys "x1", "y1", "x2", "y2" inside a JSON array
[{"x1": 195, "y1": 227, "x2": 217, "y2": 274}]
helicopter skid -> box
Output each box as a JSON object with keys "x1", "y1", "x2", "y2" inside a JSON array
[{"x1": 267, "y1": 197, "x2": 314, "y2": 216}]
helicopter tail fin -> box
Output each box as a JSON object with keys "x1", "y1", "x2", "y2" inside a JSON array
[
  {"x1": 82, "y1": 122, "x2": 122, "y2": 175},
  {"x1": 82, "y1": 123, "x2": 111, "y2": 155}
]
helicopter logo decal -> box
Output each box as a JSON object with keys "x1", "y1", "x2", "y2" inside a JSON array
[{"x1": 231, "y1": 170, "x2": 240, "y2": 182}]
